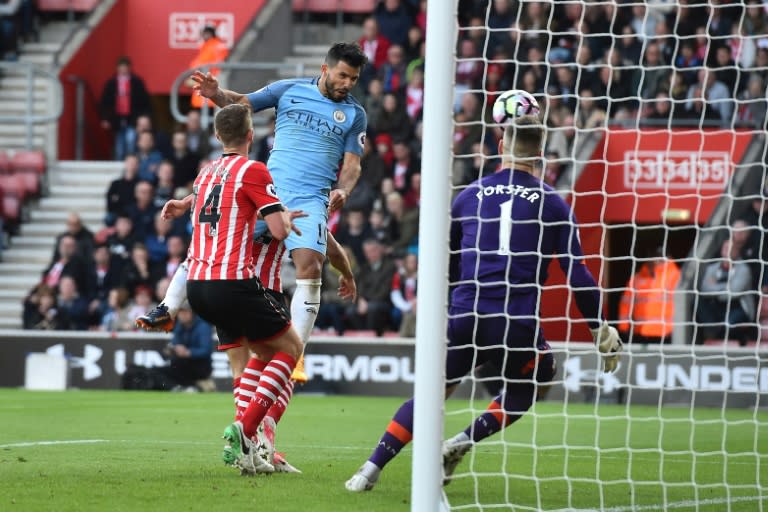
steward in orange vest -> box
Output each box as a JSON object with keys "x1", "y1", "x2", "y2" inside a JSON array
[
  {"x1": 618, "y1": 255, "x2": 681, "y2": 344},
  {"x1": 189, "y1": 25, "x2": 229, "y2": 109}
]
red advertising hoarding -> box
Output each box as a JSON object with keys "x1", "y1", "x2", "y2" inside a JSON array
[{"x1": 539, "y1": 128, "x2": 754, "y2": 344}]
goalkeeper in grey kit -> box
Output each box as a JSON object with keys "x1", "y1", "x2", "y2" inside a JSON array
[{"x1": 346, "y1": 93, "x2": 622, "y2": 492}]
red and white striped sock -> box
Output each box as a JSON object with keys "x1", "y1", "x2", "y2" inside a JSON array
[
  {"x1": 236, "y1": 358, "x2": 267, "y2": 421},
  {"x1": 266, "y1": 379, "x2": 295, "y2": 425},
  {"x1": 232, "y1": 377, "x2": 241, "y2": 419},
  {"x1": 240, "y1": 352, "x2": 296, "y2": 439}
]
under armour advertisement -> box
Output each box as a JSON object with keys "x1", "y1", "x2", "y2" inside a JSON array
[{"x1": 0, "y1": 333, "x2": 764, "y2": 408}]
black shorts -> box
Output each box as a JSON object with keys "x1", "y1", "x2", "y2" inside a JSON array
[{"x1": 187, "y1": 278, "x2": 291, "y2": 349}]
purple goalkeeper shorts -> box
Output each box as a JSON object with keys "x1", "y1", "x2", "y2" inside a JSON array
[{"x1": 445, "y1": 306, "x2": 556, "y2": 387}]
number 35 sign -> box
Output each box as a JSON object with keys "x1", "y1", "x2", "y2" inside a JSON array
[{"x1": 169, "y1": 12, "x2": 234, "y2": 49}]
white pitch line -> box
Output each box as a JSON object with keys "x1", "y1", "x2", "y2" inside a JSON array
[
  {"x1": 0, "y1": 439, "x2": 108, "y2": 448},
  {"x1": 557, "y1": 494, "x2": 767, "y2": 512}
]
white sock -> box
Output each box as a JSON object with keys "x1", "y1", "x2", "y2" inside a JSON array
[
  {"x1": 162, "y1": 261, "x2": 189, "y2": 316},
  {"x1": 448, "y1": 432, "x2": 471, "y2": 445},
  {"x1": 290, "y1": 278, "x2": 322, "y2": 343},
  {"x1": 361, "y1": 460, "x2": 381, "y2": 481}
]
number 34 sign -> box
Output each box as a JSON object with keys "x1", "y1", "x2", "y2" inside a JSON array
[{"x1": 169, "y1": 12, "x2": 234, "y2": 49}]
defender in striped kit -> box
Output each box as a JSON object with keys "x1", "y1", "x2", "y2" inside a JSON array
[{"x1": 182, "y1": 104, "x2": 304, "y2": 475}]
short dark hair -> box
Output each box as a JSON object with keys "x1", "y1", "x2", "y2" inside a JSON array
[
  {"x1": 214, "y1": 104, "x2": 252, "y2": 146},
  {"x1": 116, "y1": 56, "x2": 131, "y2": 67},
  {"x1": 325, "y1": 42, "x2": 368, "y2": 69},
  {"x1": 202, "y1": 25, "x2": 216, "y2": 37}
]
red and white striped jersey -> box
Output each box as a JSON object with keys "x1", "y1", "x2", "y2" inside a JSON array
[
  {"x1": 188, "y1": 154, "x2": 283, "y2": 281},
  {"x1": 252, "y1": 235, "x2": 287, "y2": 293}
]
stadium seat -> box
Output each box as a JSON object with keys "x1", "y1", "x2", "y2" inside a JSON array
[
  {"x1": 292, "y1": 0, "x2": 376, "y2": 13},
  {"x1": 10, "y1": 150, "x2": 46, "y2": 198},
  {"x1": 35, "y1": 0, "x2": 99, "y2": 12},
  {"x1": 0, "y1": 181, "x2": 22, "y2": 224},
  {"x1": 10, "y1": 150, "x2": 46, "y2": 175},
  {"x1": 0, "y1": 151, "x2": 9, "y2": 174},
  {"x1": 0, "y1": 173, "x2": 27, "y2": 202}
]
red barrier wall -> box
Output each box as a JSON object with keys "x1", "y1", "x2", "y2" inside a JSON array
[
  {"x1": 539, "y1": 128, "x2": 753, "y2": 344},
  {"x1": 57, "y1": 0, "x2": 265, "y2": 160}
]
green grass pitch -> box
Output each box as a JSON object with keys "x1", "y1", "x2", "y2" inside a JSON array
[{"x1": 1, "y1": 389, "x2": 766, "y2": 511}]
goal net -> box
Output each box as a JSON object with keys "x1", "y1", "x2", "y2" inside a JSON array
[{"x1": 427, "y1": 0, "x2": 768, "y2": 510}]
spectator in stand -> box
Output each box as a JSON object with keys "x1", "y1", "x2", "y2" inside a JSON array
[
  {"x1": 368, "y1": 208, "x2": 391, "y2": 245},
  {"x1": 403, "y1": 25, "x2": 423, "y2": 63},
  {"x1": 121, "y1": 243, "x2": 156, "y2": 295},
  {"x1": 403, "y1": 173, "x2": 420, "y2": 210},
  {"x1": 390, "y1": 252, "x2": 418, "y2": 337},
  {"x1": 153, "y1": 161, "x2": 176, "y2": 209},
  {"x1": 618, "y1": 247, "x2": 681, "y2": 345},
  {"x1": 487, "y1": 0, "x2": 515, "y2": 50},
  {"x1": 359, "y1": 16, "x2": 391, "y2": 89},
  {"x1": 574, "y1": 45, "x2": 598, "y2": 95},
  {"x1": 706, "y1": 2, "x2": 732, "y2": 40},
  {"x1": 453, "y1": 92, "x2": 483, "y2": 155},
  {"x1": 376, "y1": 93, "x2": 411, "y2": 141},
  {"x1": 99, "y1": 56, "x2": 151, "y2": 161},
  {"x1": 352, "y1": 238, "x2": 396, "y2": 336},
  {"x1": 41, "y1": 234, "x2": 94, "y2": 297},
  {"x1": 22, "y1": 285, "x2": 61, "y2": 331},
  {"x1": 404, "y1": 67, "x2": 424, "y2": 121},
  {"x1": 729, "y1": 25, "x2": 756, "y2": 71},
  {"x1": 360, "y1": 135, "x2": 387, "y2": 194},
  {"x1": 384, "y1": 191, "x2": 419, "y2": 254},
  {"x1": 738, "y1": 190, "x2": 768, "y2": 288},
  {"x1": 253, "y1": 116, "x2": 275, "y2": 164},
  {"x1": 454, "y1": 38, "x2": 483, "y2": 102},
  {"x1": 126, "y1": 181, "x2": 157, "y2": 241},
  {"x1": 619, "y1": 25, "x2": 642, "y2": 66},
  {"x1": 693, "y1": 27, "x2": 709, "y2": 63},
  {"x1": 188, "y1": 25, "x2": 229, "y2": 110},
  {"x1": 101, "y1": 287, "x2": 134, "y2": 332},
  {"x1": 687, "y1": 69, "x2": 732, "y2": 125},
  {"x1": 105, "y1": 154, "x2": 139, "y2": 225},
  {"x1": 629, "y1": 4, "x2": 660, "y2": 42},
  {"x1": 546, "y1": 114, "x2": 576, "y2": 161},
  {"x1": 90, "y1": 244, "x2": 120, "y2": 325},
  {"x1": 52, "y1": 212, "x2": 94, "y2": 263},
  {"x1": 55, "y1": 275, "x2": 90, "y2": 331},
  {"x1": 335, "y1": 210, "x2": 373, "y2": 265},
  {"x1": 162, "y1": 235, "x2": 187, "y2": 281},
  {"x1": 160, "y1": 304, "x2": 213, "y2": 391},
  {"x1": 169, "y1": 130, "x2": 200, "y2": 191},
  {"x1": 640, "y1": 42, "x2": 670, "y2": 100},
  {"x1": 378, "y1": 44, "x2": 407, "y2": 95},
  {"x1": 106, "y1": 215, "x2": 135, "y2": 275},
  {"x1": 184, "y1": 110, "x2": 211, "y2": 157},
  {"x1": 145, "y1": 211, "x2": 172, "y2": 267},
  {"x1": 682, "y1": 85, "x2": 722, "y2": 124},
  {"x1": 674, "y1": 41, "x2": 702, "y2": 86},
  {"x1": 575, "y1": 88, "x2": 606, "y2": 130},
  {"x1": 390, "y1": 140, "x2": 419, "y2": 196},
  {"x1": 364, "y1": 79, "x2": 385, "y2": 131},
  {"x1": 135, "y1": 115, "x2": 171, "y2": 159},
  {"x1": 696, "y1": 239, "x2": 757, "y2": 345},
  {"x1": 714, "y1": 45, "x2": 738, "y2": 95},
  {"x1": 135, "y1": 131, "x2": 163, "y2": 183},
  {"x1": 736, "y1": 75, "x2": 768, "y2": 130},
  {"x1": 374, "y1": 0, "x2": 412, "y2": 47},
  {"x1": 647, "y1": 91, "x2": 673, "y2": 123},
  {"x1": 127, "y1": 286, "x2": 156, "y2": 327}
]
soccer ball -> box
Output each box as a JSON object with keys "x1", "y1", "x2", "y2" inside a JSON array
[{"x1": 492, "y1": 89, "x2": 541, "y2": 124}]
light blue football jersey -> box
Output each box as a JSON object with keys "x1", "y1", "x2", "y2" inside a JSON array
[{"x1": 247, "y1": 78, "x2": 367, "y2": 200}]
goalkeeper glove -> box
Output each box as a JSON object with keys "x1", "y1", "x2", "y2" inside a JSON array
[{"x1": 589, "y1": 323, "x2": 623, "y2": 374}]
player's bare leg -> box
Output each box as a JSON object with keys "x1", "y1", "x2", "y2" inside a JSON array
[{"x1": 287, "y1": 247, "x2": 324, "y2": 383}]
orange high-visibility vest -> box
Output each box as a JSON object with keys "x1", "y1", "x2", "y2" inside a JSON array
[
  {"x1": 190, "y1": 37, "x2": 229, "y2": 108},
  {"x1": 618, "y1": 260, "x2": 681, "y2": 338}
]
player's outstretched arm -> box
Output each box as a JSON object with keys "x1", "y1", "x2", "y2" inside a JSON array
[
  {"x1": 190, "y1": 70, "x2": 250, "y2": 108},
  {"x1": 326, "y1": 233, "x2": 356, "y2": 301},
  {"x1": 161, "y1": 194, "x2": 194, "y2": 220},
  {"x1": 330, "y1": 152, "x2": 362, "y2": 212}
]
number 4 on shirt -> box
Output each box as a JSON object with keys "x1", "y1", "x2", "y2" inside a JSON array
[{"x1": 198, "y1": 184, "x2": 222, "y2": 235}]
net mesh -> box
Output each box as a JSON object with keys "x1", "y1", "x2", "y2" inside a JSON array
[{"x1": 444, "y1": 1, "x2": 767, "y2": 510}]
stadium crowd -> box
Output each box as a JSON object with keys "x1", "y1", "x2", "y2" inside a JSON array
[{"x1": 16, "y1": 0, "x2": 768, "y2": 342}]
